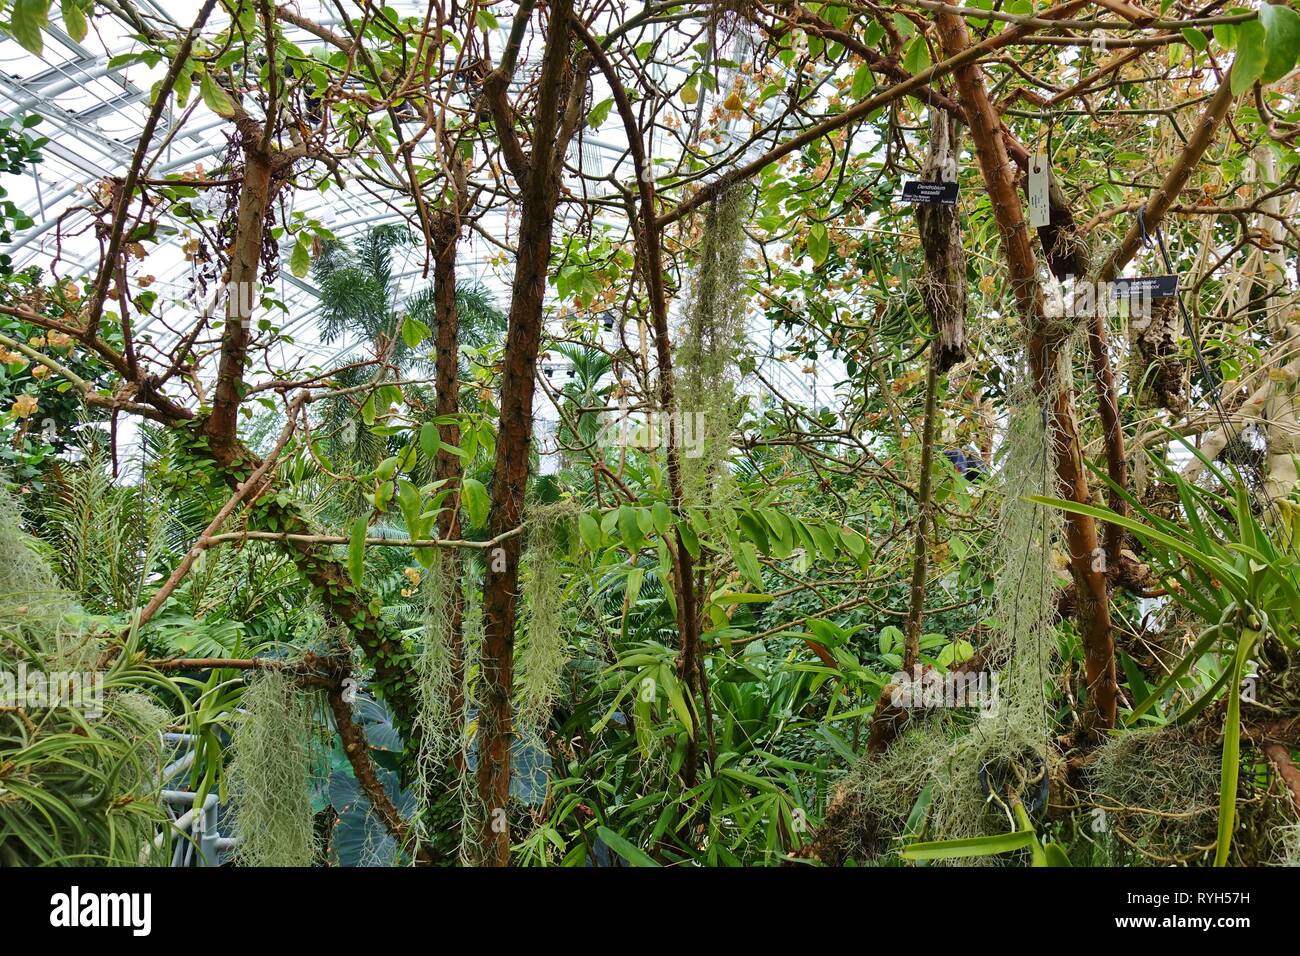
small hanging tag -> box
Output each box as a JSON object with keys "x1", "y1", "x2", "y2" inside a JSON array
[
  {"x1": 1028, "y1": 152, "x2": 1050, "y2": 229},
  {"x1": 1111, "y1": 275, "x2": 1179, "y2": 299},
  {"x1": 900, "y1": 180, "x2": 958, "y2": 205}
]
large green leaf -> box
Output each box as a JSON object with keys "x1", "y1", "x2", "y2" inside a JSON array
[
  {"x1": 901, "y1": 829, "x2": 1036, "y2": 860},
  {"x1": 1230, "y1": 20, "x2": 1268, "y2": 94},
  {"x1": 596, "y1": 826, "x2": 661, "y2": 866},
  {"x1": 460, "y1": 477, "x2": 489, "y2": 529},
  {"x1": 1260, "y1": 3, "x2": 1300, "y2": 83}
]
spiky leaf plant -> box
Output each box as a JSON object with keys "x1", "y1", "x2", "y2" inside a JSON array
[{"x1": 0, "y1": 487, "x2": 174, "y2": 865}]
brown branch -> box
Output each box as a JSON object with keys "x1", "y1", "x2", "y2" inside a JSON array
[
  {"x1": 328, "y1": 687, "x2": 438, "y2": 865},
  {"x1": 1262, "y1": 741, "x2": 1300, "y2": 817},
  {"x1": 657, "y1": 0, "x2": 1093, "y2": 228},
  {"x1": 934, "y1": 5, "x2": 1117, "y2": 733}
]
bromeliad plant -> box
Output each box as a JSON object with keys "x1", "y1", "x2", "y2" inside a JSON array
[{"x1": 1033, "y1": 443, "x2": 1300, "y2": 866}]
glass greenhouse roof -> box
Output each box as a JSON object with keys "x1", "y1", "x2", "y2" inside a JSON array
[{"x1": 0, "y1": 1, "x2": 844, "y2": 436}]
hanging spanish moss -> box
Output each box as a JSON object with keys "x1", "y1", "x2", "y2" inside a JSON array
[
  {"x1": 981, "y1": 385, "x2": 1063, "y2": 721},
  {"x1": 815, "y1": 373, "x2": 1066, "y2": 864},
  {"x1": 412, "y1": 550, "x2": 456, "y2": 818},
  {"x1": 457, "y1": 591, "x2": 486, "y2": 867},
  {"x1": 516, "y1": 501, "x2": 576, "y2": 739},
  {"x1": 229, "y1": 669, "x2": 317, "y2": 867},
  {"x1": 677, "y1": 185, "x2": 750, "y2": 514},
  {"x1": 0, "y1": 484, "x2": 62, "y2": 617},
  {"x1": 922, "y1": 378, "x2": 1065, "y2": 852}
]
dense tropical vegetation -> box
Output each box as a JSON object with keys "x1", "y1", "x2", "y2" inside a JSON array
[{"x1": 1, "y1": 0, "x2": 1299, "y2": 869}]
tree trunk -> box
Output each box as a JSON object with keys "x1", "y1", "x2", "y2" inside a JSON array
[
  {"x1": 475, "y1": 0, "x2": 577, "y2": 865},
  {"x1": 205, "y1": 148, "x2": 273, "y2": 454},
  {"x1": 933, "y1": 9, "x2": 1117, "y2": 732},
  {"x1": 432, "y1": 210, "x2": 467, "y2": 761}
]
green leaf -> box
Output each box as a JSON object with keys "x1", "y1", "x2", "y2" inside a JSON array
[
  {"x1": 902, "y1": 829, "x2": 1036, "y2": 860},
  {"x1": 1181, "y1": 28, "x2": 1208, "y2": 52},
  {"x1": 1215, "y1": 629, "x2": 1259, "y2": 866},
  {"x1": 651, "y1": 500, "x2": 672, "y2": 535},
  {"x1": 677, "y1": 518, "x2": 700, "y2": 559},
  {"x1": 289, "y1": 238, "x2": 310, "y2": 278},
  {"x1": 419, "y1": 422, "x2": 439, "y2": 459},
  {"x1": 1260, "y1": 4, "x2": 1300, "y2": 83},
  {"x1": 578, "y1": 512, "x2": 601, "y2": 551},
  {"x1": 839, "y1": 526, "x2": 866, "y2": 557},
  {"x1": 735, "y1": 541, "x2": 764, "y2": 590},
  {"x1": 1028, "y1": 495, "x2": 1249, "y2": 603},
  {"x1": 200, "y1": 70, "x2": 237, "y2": 117},
  {"x1": 587, "y1": 97, "x2": 614, "y2": 128},
  {"x1": 850, "y1": 63, "x2": 875, "y2": 99},
  {"x1": 11, "y1": 0, "x2": 49, "y2": 55},
  {"x1": 1042, "y1": 842, "x2": 1073, "y2": 867},
  {"x1": 595, "y1": 826, "x2": 661, "y2": 866},
  {"x1": 618, "y1": 504, "x2": 644, "y2": 552},
  {"x1": 348, "y1": 517, "x2": 367, "y2": 588},
  {"x1": 173, "y1": 68, "x2": 193, "y2": 108},
  {"x1": 401, "y1": 314, "x2": 430, "y2": 348},
  {"x1": 737, "y1": 509, "x2": 770, "y2": 553},
  {"x1": 460, "y1": 477, "x2": 489, "y2": 529},
  {"x1": 1230, "y1": 19, "x2": 1268, "y2": 95},
  {"x1": 807, "y1": 222, "x2": 829, "y2": 266},
  {"x1": 902, "y1": 36, "x2": 931, "y2": 75},
  {"x1": 61, "y1": 0, "x2": 86, "y2": 42}
]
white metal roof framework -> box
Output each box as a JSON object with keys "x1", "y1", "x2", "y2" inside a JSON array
[{"x1": 0, "y1": 1, "x2": 843, "y2": 443}]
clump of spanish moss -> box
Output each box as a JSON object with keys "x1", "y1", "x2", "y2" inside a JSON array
[
  {"x1": 516, "y1": 501, "x2": 577, "y2": 739},
  {"x1": 1278, "y1": 824, "x2": 1300, "y2": 866},
  {"x1": 677, "y1": 186, "x2": 751, "y2": 513},
  {"x1": 229, "y1": 669, "x2": 317, "y2": 867},
  {"x1": 1087, "y1": 725, "x2": 1222, "y2": 864},
  {"x1": 814, "y1": 723, "x2": 950, "y2": 865}
]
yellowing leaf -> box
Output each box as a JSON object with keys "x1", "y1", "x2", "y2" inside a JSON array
[{"x1": 200, "y1": 70, "x2": 236, "y2": 118}]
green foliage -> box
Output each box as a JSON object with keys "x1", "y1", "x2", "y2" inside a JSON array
[{"x1": 0, "y1": 487, "x2": 174, "y2": 866}]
